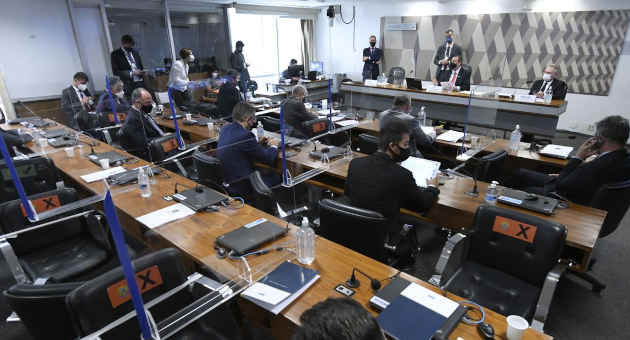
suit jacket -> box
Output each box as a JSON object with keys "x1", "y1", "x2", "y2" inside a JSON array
[
  {"x1": 529, "y1": 79, "x2": 568, "y2": 100},
  {"x1": 230, "y1": 51, "x2": 250, "y2": 81},
  {"x1": 95, "y1": 92, "x2": 130, "y2": 114},
  {"x1": 216, "y1": 122, "x2": 279, "y2": 196},
  {"x1": 362, "y1": 47, "x2": 382, "y2": 79},
  {"x1": 345, "y1": 152, "x2": 439, "y2": 231},
  {"x1": 433, "y1": 43, "x2": 462, "y2": 67},
  {"x1": 216, "y1": 82, "x2": 242, "y2": 118},
  {"x1": 111, "y1": 48, "x2": 144, "y2": 84},
  {"x1": 445, "y1": 66, "x2": 471, "y2": 91},
  {"x1": 1, "y1": 130, "x2": 32, "y2": 156},
  {"x1": 282, "y1": 98, "x2": 318, "y2": 138},
  {"x1": 378, "y1": 109, "x2": 438, "y2": 157},
  {"x1": 120, "y1": 107, "x2": 163, "y2": 160},
  {"x1": 61, "y1": 85, "x2": 92, "y2": 128},
  {"x1": 552, "y1": 149, "x2": 629, "y2": 205}
]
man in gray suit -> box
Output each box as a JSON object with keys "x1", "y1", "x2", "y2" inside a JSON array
[
  {"x1": 282, "y1": 85, "x2": 318, "y2": 138},
  {"x1": 61, "y1": 72, "x2": 93, "y2": 129}
]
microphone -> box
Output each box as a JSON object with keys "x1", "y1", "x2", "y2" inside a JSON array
[
  {"x1": 447, "y1": 156, "x2": 482, "y2": 197},
  {"x1": 346, "y1": 268, "x2": 382, "y2": 292}
]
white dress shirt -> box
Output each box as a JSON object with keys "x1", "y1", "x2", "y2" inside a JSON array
[{"x1": 168, "y1": 59, "x2": 190, "y2": 92}]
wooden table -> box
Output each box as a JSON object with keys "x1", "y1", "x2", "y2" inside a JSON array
[
  {"x1": 275, "y1": 79, "x2": 330, "y2": 101},
  {"x1": 341, "y1": 82, "x2": 567, "y2": 137},
  {"x1": 1, "y1": 120, "x2": 551, "y2": 340}
]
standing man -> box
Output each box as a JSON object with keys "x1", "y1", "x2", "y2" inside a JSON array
[
  {"x1": 230, "y1": 41, "x2": 250, "y2": 84},
  {"x1": 111, "y1": 35, "x2": 146, "y2": 97},
  {"x1": 529, "y1": 64, "x2": 568, "y2": 100},
  {"x1": 362, "y1": 35, "x2": 382, "y2": 81},
  {"x1": 433, "y1": 28, "x2": 462, "y2": 83},
  {"x1": 61, "y1": 72, "x2": 93, "y2": 129}
]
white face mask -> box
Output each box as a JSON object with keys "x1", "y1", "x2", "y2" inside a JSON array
[
  {"x1": 115, "y1": 91, "x2": 124, "y2": 99},
  {"x1": 542, "y1": 73, "x2": 552, "y2": 82},
  {"x1": 187, "y1": 55, "x2": 195, "y2": 62},
  {"x1": 77, "y1": 83, "x2": 88, "y2": 91}
]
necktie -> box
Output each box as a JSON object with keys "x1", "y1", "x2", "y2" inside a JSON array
[
  {"x1": 443, "y1": 45, "x2": 451, "y2": 70},
  {"x1": 78, "y1": 90, "x2": 86, "y2": 109},
  {"x1": 540, "y1": 81, "x2": 549, "y2": 93},
  {"x1": 449, "y1": 69, "x2": 458, "y2": 85}
]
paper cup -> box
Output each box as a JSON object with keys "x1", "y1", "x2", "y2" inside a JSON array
[
  {"x1": 64, "y1": 147, "x2": 74, "y2": 158},
  {"x1": 185, "y1": 113, "x2": 192, "y2": 121},
  {"x1": 321, "y1": 99, "x2": 328, "y2": 110},
  {"x1": 99, "y1": 158, "x2": 110, "y2": 169},
  {"x1": 506, "y1": 315, "x2": 529, "y2": 340},
  {"x1": 37, "y1": 138, "x2": 47, "y2": 147}
]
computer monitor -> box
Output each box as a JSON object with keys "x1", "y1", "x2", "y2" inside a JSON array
[{"x1": 310, "y1": 61, "x2": 323, "y2": 73}]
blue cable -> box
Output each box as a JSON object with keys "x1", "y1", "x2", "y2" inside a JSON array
[{"x1": 459, "y1": 300, "x2": 486, "y2": 325}]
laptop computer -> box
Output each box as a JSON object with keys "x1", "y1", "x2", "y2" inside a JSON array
[
  {"x1": 497, "y1": 188, "x2": 559, "y2": 215},
  {"x1": 42, "y1": 129, "x2": 68, "y2": 139},
  {"x1": 215, "y1": 218, "x2": 288, "y2": 255},
  {"x1": 48, "y1": 135, "x2": 78, "y2": 148},
  {"x1": 172, "y1": 186, "x2": 227, "y2": 212},
  {"x1": 309, "y1": 146, "x2": 346, "y2": 161},
  {"x1": 406, "y1": 78, "x2": 424, "y2": 90},
  {"x1": 87, "y1": 151, "x2": 130, "y2": 167}
]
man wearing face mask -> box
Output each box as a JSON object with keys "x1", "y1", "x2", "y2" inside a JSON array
[
  {"x1": 95, "y1": 76, "x2": 130, "y2": 114},
  {"x1": 230, "y1": 41, "x2": 250, "y2": 84},
  {"x1": 168, "y1": 48, "x2": 195, "y2": 108},
  {"x1": 215, "y1": 70, "x2": 242, "y2": 118},
  {"x1": 362, "y1": 35, "x2": 382, "y2": 81},
  {"x1": 217, "y1": 102, "x2": 280, "y2": 198},
  {"x1": 443, "y1": 55, "x2": 471, "y2": 91},
  {"x1": 529, "y1": 64, "x2": 568, "y2": 100},
  {"x1": 345, "y1": 120, "x2": 440, "y2": 242},
  {"x1": 282, "y1": 85, "x2": 317, "y2": 138},
  {"x1": 120, "y1": 88, "x2": 165, "y2": 161},
  {"x1": 111, "y1": 35, "x2": 145, "y2": 97},
  {"x1": 61, "y1": 72, "x2": 93, "y2": 129},
  {"x1": 433, "y1": 28, "x2": 462, "y2": 83}
]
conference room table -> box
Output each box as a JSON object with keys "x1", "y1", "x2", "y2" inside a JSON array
[
  {"x1": 275, "y1": 79, "x2": 330, "y2": 101},
  {"x1": 340, "y1": 82, "x2": 567, "y2": 137},
  {"x1": 1, "y1": 120, "x2": 551, "y2": 340}
]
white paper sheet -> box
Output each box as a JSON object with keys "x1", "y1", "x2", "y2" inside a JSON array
[
  {"x1": 401, "y1": 283, "x2": 459, "y2": 318},
  {"x1": 241, "y1": 282, "x2": 291, "y2": 305},
  {"x1": 539, "y1": 144, "x2": 574, "y2": 158},
  {"x1": 136, "y1": 203, "x2": 196, "y2": 229},
  {"x1": 80, "y1": 166, "x2": 126, "y2": 183},
  {"x1": 335, "y1": 120, "x2": 360, "y2": 127},
  {"x1": 331, "y1": 116, "x2": 347, "y2": 122},
  {"x1": 401, "y1": 157, "x2": 441, "y2": 187},
  {"x1": 420, "y1": 126, "x2": 437, "y2": 140},
  {"x1": 317, "y1": 109, "x2": 341, "y2": 116},
  {"x1": 436, "y1": 130, "x2": 465, "y2": 142},
  {"x1": 426, "y1": 85, "x2": 443, "y2": 93}
]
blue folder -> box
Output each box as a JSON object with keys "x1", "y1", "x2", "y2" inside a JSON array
[{"x1": 377, "y1": 294, "x2": 449, "y2": 340}]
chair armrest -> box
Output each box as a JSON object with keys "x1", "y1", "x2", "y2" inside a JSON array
[
  {"x1": 532, "y1": 262, "x2": 567, "y2": 332},
  {"x1": 429, "y1": 233, "x2": 469, "y2": 287}
]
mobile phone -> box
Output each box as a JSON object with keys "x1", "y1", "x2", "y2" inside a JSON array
[{"x1": 591, "y1": 136, "x2": 604, "y2": 150}]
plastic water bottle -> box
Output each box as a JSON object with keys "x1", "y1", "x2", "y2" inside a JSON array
[
  {"x1": 138, "y1": 167, "x2": 151, "y2": 198},
  {"x1": 485, "y1": 181, "x2": 499, "y2": 204},
  {"x1": 297, "y1": 216, "x2": 315, "y2": 265},
  {"x1": 256, "y1": 121, "x2": 265, "y2": 141},
  {"x1": 544, "y1": 86, "x2": 553, "y2": 104},
  {"x1": 419, "y1": 106, "x2": 427, "y2": 126},
  {"x1": 509, "y1": 124, "x2": 522, "y2": 153}
]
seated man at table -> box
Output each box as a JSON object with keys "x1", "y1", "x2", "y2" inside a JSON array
[
  {"x1": 379, "y1": 95, "x2": 438, "y2": 158},
  {"x1": 120, "y1": 88, "x2": 165, "y2": 161},
  {"x1": 435, "y1": 55, "x2": 470, "y2": 91},
  {"x1": 511, "y1": 115, "x2": 629, "y2": 205},
  {"x1": 215, "y1": 69, "x2": 242, "y2": 119},
  {"x1": 95, "y1": 75, "x2": 130, "y2": 114},
  {"x1": 345, "y1": 120, "x2": 440, "y2": 257},
  {"x1": 61, "y1": 72, "x2": 94, "y2": 129},
  {"x1": 217, "y1": 102, "x2": 279, "y2": 197},
  {"x1": 281, "y1": 59, "x2": 303, "y2": 82},
  {"x1": 293, "y1": 297, "x2": 384, "y2": 340},
  {"x1": 529, "y1": 64, "x2": 568, "y2": 100},
  {"x1": 283, "y1": 85, "x2": 318, "y2": 138}
]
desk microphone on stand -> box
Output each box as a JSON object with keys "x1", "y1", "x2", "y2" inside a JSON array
[
  {"x1": 346, "y1": 268, "x2": 381, "y2": 292},
  {"x1": 447, "y1": 157, "x2": 483, "y2": 197}
]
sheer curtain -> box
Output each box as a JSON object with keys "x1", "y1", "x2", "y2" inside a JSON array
[{"x1": 300, "y1": 19, "x2": 314, "y2": 74}]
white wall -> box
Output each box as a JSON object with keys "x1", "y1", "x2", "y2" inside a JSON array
[
  {"x1": 314, "y1": 0, "x2": 630, "y2": 134},
  {"x1": 0, "y1": 0, "x2": 82, "y2": 101},
  {"x1": 75, "y1": 7, "x2": 110, "y2": 92}
]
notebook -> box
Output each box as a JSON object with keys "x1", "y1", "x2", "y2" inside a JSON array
[
  {"x1": 88, "y1": 151, "x2": 130, "y2": 166},
  {"x1": 171, "y1": 186, "x2": 227, "y2": 212},
  {"x1": 241, "y1": 261, "x2": 319, "y2": 314},
  {"x1": 437, "y1": 130, "x2": 465, "y2": 142},
  {"x1": 215, "y1": 218, "x2": 288, "y2": 255},
  {"x1": 369, "y1": 276, "x2": 411, "y2": 311},
  {"x1": 539, "y1": 144, "x2": 574, "y2": 159},
  {"x1": 401, "y1": 157, "x2": 441, "y2": 187}
]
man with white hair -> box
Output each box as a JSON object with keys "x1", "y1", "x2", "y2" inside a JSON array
[
  {"x1": 529, "y1": 64, "x2": 568, "y2": 100},
  {"x1": 282, "y1": 84, "x2": 318, "y2": 138}
]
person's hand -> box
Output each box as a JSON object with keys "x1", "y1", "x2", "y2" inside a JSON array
[
  {"x1": 535, "y1": 91, "x2": 544, "y2": 98},
  {"x1": 81, "y1": 96, "x2": 90, "y2": 105},
  {"x1": 426, "y1": 175, "x2": 439, "y2": 187},
  {"x1": 576, "y1": 137, "x2": 600, "y2": 160},
  {"x1": 376, "y1": 60, "x2": 381, "y2": 64},
  {"x1": 363, "y1": 56, "x2": 369, "y2": 62},
  {"x1": 246, "y1": 63, "x2": 250, "y2": 68},
  {"x1": 440, "y1": 58, "x2": 449, "y2": 65},
  {"x1": 432, "y1": 78, "x2": 438, "y2": 85},
  {"x1": 259, "y1": 136, "x2": 269, "y2": 146}
]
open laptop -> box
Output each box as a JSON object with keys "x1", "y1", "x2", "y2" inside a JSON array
[
  {"x1": 406, "y1": 78, "x2": 424, "y2": 90},
  {"x1": 215, "y1": 218, "x2": 288, "y2": 255},
  {"x1": 172, "y1": 186, "x2": 227, "y2": 212},
  {"x1": 497, "y1": 188, "x2": 559, "y2": 215},
  {"x1": 87, "y1": 151, "x2": 130, "y2": 166},
  {"x1": 48, "y1": 135, "x2": 78, "y2": 148}
]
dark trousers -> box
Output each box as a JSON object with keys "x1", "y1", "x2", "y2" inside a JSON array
[
  {"x1": 511, "y1": 168, "x2": 556, "y2": 195},
  {"x1": 171, "y1": 90, "x2": 191, "y2": 108}
]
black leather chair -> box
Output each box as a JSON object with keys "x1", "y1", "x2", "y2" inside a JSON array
[
  {"x1": 431, "y1": 205, "x2": 567, "y2": 331},
  {"x1": 318, "y1": 199, "x2": 388, "y2": 262},
  {"x1": 4, "y1": 281, "x2": 83, "y2": 340},
  {"x1": 0, "y1": 156, "x2": 59, "y2": 203},
  {"x1": 358, "y1": 133, "x2": 378, "y2": 154},
  {"x1": 387, "y1": 67, "x2": 406, "y2": 86},
  {"x1": 148, "y1": 134, "x2": 180, "y2": 163},
  {"x1": 0, "y1": 188, "x2": 115, "y2": 282},
  {"x1": 66, "y1": 248, "x2": 239, "y2": 340},
  {"x1": 301, "y1": 118, "x2": 329, "y2": 138},
  {"x1": 260, "y1": 116, "x2": 281, "y2": 132},
  {"x1": 95, "y1": 112, "x2": 126, "y2": 146},
  {"x1": 193, "y1": 150, "x2": 230, "y2": 194},
  {"x1": 249, "y1": 170, "x2": 307, "y2": 220},
  {"x1": 465, "y1": 149, "x2": 507, "y2": 183}
]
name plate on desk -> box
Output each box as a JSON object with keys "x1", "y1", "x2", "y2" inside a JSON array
[
  {"x1": 515, "y1": 94, "x2": 536, "y2": 103},
  {"x1": 364, "y1": 79, "x2": 378, "y2": 87}
]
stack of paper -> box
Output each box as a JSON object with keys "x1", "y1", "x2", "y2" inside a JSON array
[
  {"x1": 436, "y1": 130, "x2": 465, "y2": 142},
  {"x1": 336, "y1": 120, "x2": 360, "y2": 127},
  {"x1": 420, "y1": 126, "x2": 437, "y2": 140},
  {"x1": 136, "y1": 203, "x2": 196, "y2": 229},
  {"x1": 539, "y1": 144, "x2": 574, "y2": 159},
  {"x1": 426, "y1": 85, "x2": 443, "y2": 93},
  {"x1": 241, "y1": 261, "x2": 319, "y2": 314},
  {"x1": 401, "y1": 157, "x2": 441, "y2": 187},
  {"x1": 80, "y1": 166, "x2": 126, "y2": 183}
]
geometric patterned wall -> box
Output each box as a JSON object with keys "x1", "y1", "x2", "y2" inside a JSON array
[{"x1": 380, "y1": 11, "x2": 630, "y2": 95}]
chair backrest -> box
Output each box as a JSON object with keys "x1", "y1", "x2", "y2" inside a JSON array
[
  {"x1": 4, "y1": 282, "x2": 83, "y2": 340},
  {"x1": 0, "y1": 187, "x2": 85, "y2": 254},
  {"x1": 318, "y1": 199, "x2": 388, "y2": 262},
  {"x1": 261, "y1": 116, "x2": 281, "y2": 133},
  {"x1": 358, "y1": 133, "x2": 378, "y2": 155},
  {"x1": 148, "y1": 134, "x2": 180, "y2": 163},
  {"x1": 590, "y1": 179, "x2": 630, "y2": 238},
  {"x1": 249, "y1": 171, "x2": 273, "y2": 197},
  {"x1": 66, "y1": 248, "x2": 191, "y2": 339},
  {"x1": 301, "y1": 118, "x2": 329, "y2": 138},
  {"x1": 387, "y1": 67, "x2": 406, "y2": 86},
  {"x1": 476, "y1": 150, "x2": 507, "y2": 183},
  {"x1": 469, "y1": 205, "x2": 567, "y2": 287},
  {"x1": 193, "y1": 151, "x2": 226, "y2": 193},
  {"x1": 0, "y1": 156, "x2": 59, "y2": 203}
]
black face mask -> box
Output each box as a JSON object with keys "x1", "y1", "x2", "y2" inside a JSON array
[
  {"x1": 141, "y1": 105, "x2": 153, "y2": 114},
  {"x1": 236, "y1": 47, "x2": 243, "y2": 53},
  {"x1": 391, "y1": 145, "x2": 410, "y2": 163},
  {"x1": 450, "y1": 62, "x2": 458, "y2": 69},
  {"x1": 370, "y1": 41, "x2": 376, "y2": 47},
  {"x1": 124, "y1": 46, "x2": 133, "y2": 52}
]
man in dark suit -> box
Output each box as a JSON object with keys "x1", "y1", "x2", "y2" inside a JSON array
[
  {"x1": 345, "y1": 119, "x2": 440, "y2": 236},
  {"x1": 216, "y1": 102, "x2": 279, "y2": 197},
  {"x1": 120, "y1": 88, "x2": 165, "y2": 161},
  {"x1": 433, "y1": 28, "x2": 462, "y2": 83},
  {"x1": 512, "y1": 115, "x2": 629, "y2": 205},
  {"x1": 111, "y1": 35, "x2": 146, "y2": 97},
  {"x1": 529, "y1": 64, "x2": 568, "y2": 100},
  {"x1": 282, "y1": 59, "x2": 303, "y2": 81},
  {"x1": 215, "y1": 70, "x2": 242, "y2": 118},
  {"x1": 282, "y1": 85, "x2": 318, "y2": 138},
  {"x1": 362, "y1": 35, "x2": 382, "y2": 81},
  {"x1": 61, "y1": 72, "x2": 93, "y2": 129},
  {"x1": 442, "y1": 55, "x2": 471, "y2": 91},
  {"x1": 230, "y1": 41, "x2": 250, "y2": 83}
]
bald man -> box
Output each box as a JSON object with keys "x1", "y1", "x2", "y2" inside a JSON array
[
  {"x1": 120, "y1": 88, "x2": 165, "y2": 160},
  {"x1": 282, "y1": 85, "x2": 318, "y2": 138}
]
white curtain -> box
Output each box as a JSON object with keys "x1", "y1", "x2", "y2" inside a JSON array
[{"x1": 300, "y1": 19, "x2": 314, "y2": 74}]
